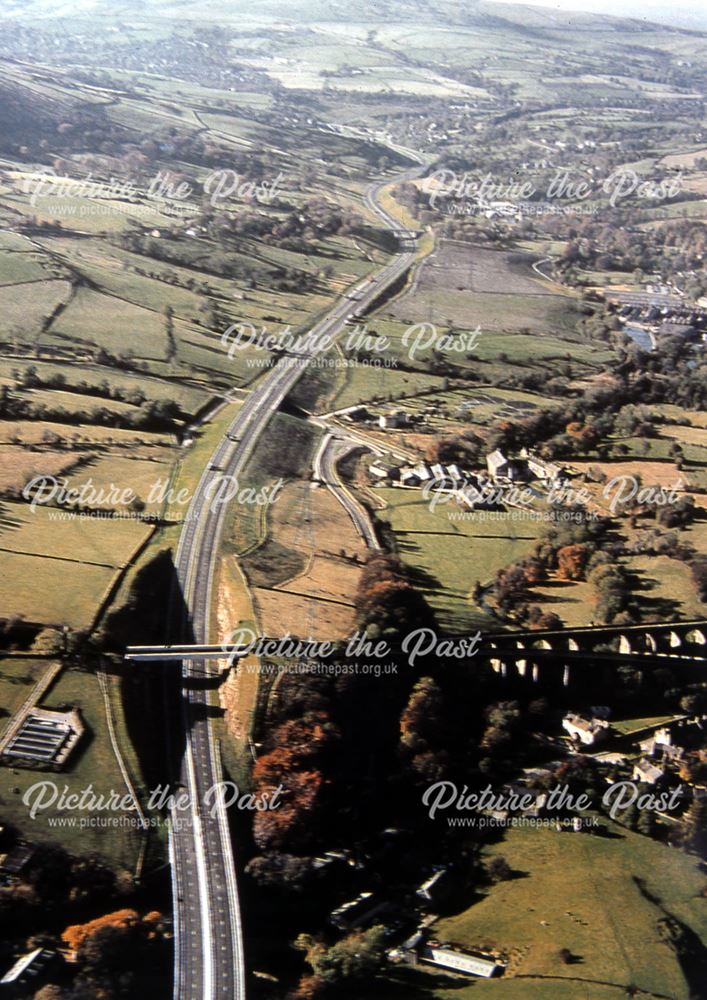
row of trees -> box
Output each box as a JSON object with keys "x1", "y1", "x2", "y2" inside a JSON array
[
  {"x1": 0, "y1": 385, "x2": 181, "y2": 434},
  {"x1": 14, "y1": 366, "x2": 149, "y2": 408},
  {"x1": 491, "y1": 508, "x2": 633, "y2": 624},
  {"x1": 26, "y1": 909, "x2": 171, "y2": 1000},
  {"x1": 250, "y1": 710, "x2": 339, "y2": 854},
  {"x1": 202, "y1": 196, "x2": 363, "y2": 247},
  {"x1": 560, "y1": 218, "x2": 707, "y2": 290}
]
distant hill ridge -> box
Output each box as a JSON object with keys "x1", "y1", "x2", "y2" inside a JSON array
[{"x1": 0, "y1": 0, "x2": 704, "y2": 34}]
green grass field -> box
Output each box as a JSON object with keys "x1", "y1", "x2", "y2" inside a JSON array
[
  {"x1": 348, "y1": 316, "x2": 612, "y2": 376},
  {"x1": 609, "y1": 434, "x2": 707, "y2": 489},
  {"x1": 0, "y1": 501, "x2": 152, "y2": 564},
  {"x1": 0, "y1": 554, "x2": 118, "y2": 628},
  {"x1": 611, "y1": 715, "x2": 679, "y2": 736},
  {"x1": 372, "y1": 489, "x2": 544, "y2": 630},
  {"x1": 434, "y1": 979, "x2": 641, "y2": 999},
  {"x1": 321, "y1": 357, "x2": 446, "y2": 413},
  {"x1": 389, "y1": 289, "x2": 585, "y2": 340},
  {"x1": 0, "y1": 663, "x2": 147, "y2": 868},
  {"x1": 0, "y1": 501, "x2": 153, "y2": 627},
  {"x1": 0, "y1": 279, "x2": 71, "y2": 343},
  {"x1": 63, "y1": 455, "x2": 176, "y2": 515},
  {"x1": 529, "y1": 579, "x2": 595, "y2": 628},
  {"x1": 0, "y1": 658, "x2": 52, "y2": 738},
  {"x1": 76, "y1": 260, "x2": 205, "y2": 323},
  {"x1": 434, "y1": 822, "x2": 706, "y2": 999},
  {"x1": 627, "y1": 554, "x2": 707, "y2": 621},
  {"x1": 0, "y1": 249, "x2": 52, "y2": 285},
  {"x1": 225, "y1": 410, "x2": 319, "y2": 556},
  {"x1": 2, "y1": 402, "x2": 241, "y2": 632},
  {"x1": 0, "y1": 231, "x2": 37, "y2": 252},
  {"x1": 48, "y1": 287, "x2": 169, "y2": 361},
  {"x1": 0, "y1": 5, "x2": 704, "y2": 890}
]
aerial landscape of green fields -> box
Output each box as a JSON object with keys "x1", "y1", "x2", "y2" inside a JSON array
[{"x1": 0, "y1": 1, "x2": 705, "y2": 998}]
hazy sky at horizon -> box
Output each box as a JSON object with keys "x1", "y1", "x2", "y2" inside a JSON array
[{"x1": 486, "y1": 0, "x2": 707, "y2": 30}]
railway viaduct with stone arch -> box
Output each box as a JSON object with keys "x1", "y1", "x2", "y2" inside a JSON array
[{"x1": 480, "y1": 619, "x2": 707, "y2": 688}]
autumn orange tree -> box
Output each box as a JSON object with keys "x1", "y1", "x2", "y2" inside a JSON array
[
  {"x1": 251, "y1": 711, "x2": 340, "y2": 852},
  {"x1": 253, "y1": 771, "x2": 324, "y2": 851},
  {"x1": 565, "y1": 421, "x2": 599, "y2": 451},
  {"x1": 62, "y1": 909, "x2": 139, "y2": 954}
]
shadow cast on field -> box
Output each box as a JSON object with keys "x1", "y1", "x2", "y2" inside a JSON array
[
  {"x1": 0, "y1": 502, "x2": 24, "y2": 532},
  {"x1": 373, "y1": 966, "x2": 479, "y2": 996},
  {"x1": 591, "y1": 824, "x2": 624, "y2": 839},
  {"x1": 536, "y1": 579, "x2": 576, "y2": 590},
  {"x1": 508, "y1": 867, "x2": 530, "y2": 880},
  {"x1": 107, "y1": 550, "x2": 210, "y2": 793}
]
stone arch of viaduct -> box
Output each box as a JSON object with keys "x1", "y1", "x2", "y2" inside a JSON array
[{"x1": 481, "y1": 620, "x2": 707, "y2": 687}]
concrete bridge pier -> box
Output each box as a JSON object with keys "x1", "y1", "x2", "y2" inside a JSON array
[
  {"x1": 618, "y1": 634, "x2": 633, "y2": 654},
  {"x1": 685, "y1": 629, "x2": 706, "y2": 655},
  {"x1": 490, "y1": 658, "x2": 508, "y2": 679},
  {"x1": 515, "y1": 641, "x2": 527, "y2": 677}
]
